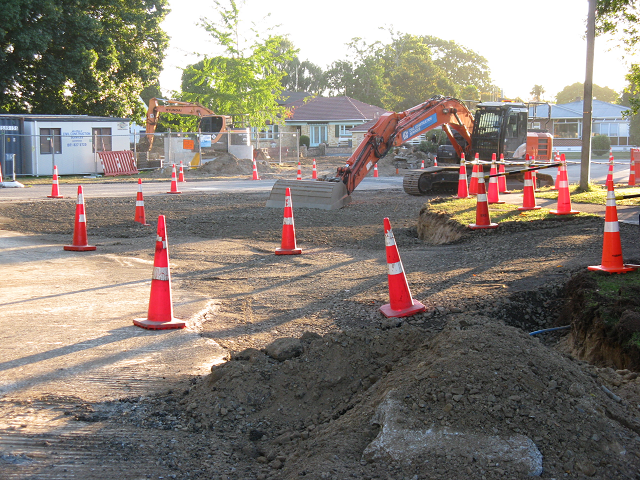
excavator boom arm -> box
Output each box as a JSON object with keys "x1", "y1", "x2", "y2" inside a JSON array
[{"x1": 337, "y1": 97, "x2": 474, "y2": 195}]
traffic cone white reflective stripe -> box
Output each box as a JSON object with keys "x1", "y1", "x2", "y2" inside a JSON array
[
  {"x1": 457, "y1": 154, "x2": 468, "y2": 199},
  {"x1": 178, "y1": 161, "x2": 186, "y2": 182},
  {"x1": 64, "y1": 186, "x2": 96, "y2": 251},
  {"x1": 588, "y1": 182, "x2": 637, "y2": 274},
  {"x1": 134, "y1": 178, "x2": 150, "y2": 225},
  {"x1": 275, "y1": 187, "x2": 302, "y2": 255},
  {"x1": 167, "y1": 164, "x2": 181, "y2": 194},
  {"x1": 380, "y1": 217, "x2": 426, "y2": 318},
  {"x1": 469, "y1": 176, "x2": 498, "y2": 230},
  {"x1": 312, "y1": 158, "x2": 317, "y2": 180},
  {"x1": 134, "y1": 215, "x2": 186, "y2": 329},
  {"x1": 48, "y1": 165, "x2": 64, "y2": 198}
]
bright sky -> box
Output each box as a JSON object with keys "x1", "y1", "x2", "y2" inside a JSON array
[{"x1": 160, "y1": 0, "x2": 635, "y2": 103}]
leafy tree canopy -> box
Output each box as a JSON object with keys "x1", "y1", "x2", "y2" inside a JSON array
[
  {"x1": 0, "y1": 0, "x2": 169, "y2": 121},
  {"x1": 179, "y1": 0, "x2": 295, "y2": 129},
  {"x1": 323, "y1": 31, "x2": 489, "y2": 111},
  {"x1": 596, "y1": 0, "x2": 640, "y2": 113},
  {"x1": 555, "y1": 82, "x2": 620, "y2": 104},
  {"x1": 530, "y1": 85, "x2": 546, "y2": 102}
]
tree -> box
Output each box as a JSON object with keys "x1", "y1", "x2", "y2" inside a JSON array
[
  {"x1": 275, "y1": 38, "x2": 325, "y2": 94},
  {"x1": 530, "y1": 85, "x2": 546, "y2": 102},
  {"x1": 595, "y1": 0, "x2": 640, "y2": 113},
  {"x1": 0, "y1": 0, "x2": 168, "y2": 121},
  {"x1": 179, "y1": 0, "x2": 295, "y2": 128},
  {"x1": 421, "y1": 36, "x2": 492, "y2": 93},
  {"x1": 555, "y1": 82, "x2": 620, "y2": 104}
]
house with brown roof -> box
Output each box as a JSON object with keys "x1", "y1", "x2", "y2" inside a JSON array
[
  {"x1": 283, "y1": 95, "x2": 388, "y2": 148},
  {"x1": 252, "y1": 93, "x2": 388, "y2": 154}
]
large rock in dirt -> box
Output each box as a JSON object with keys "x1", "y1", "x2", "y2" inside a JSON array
[
  {"x1": 363, "y1": 395, "x2": 543, "y2": 476},
  {"x1": 263, "y1": 337, "x2": 303, "y2": 361}
]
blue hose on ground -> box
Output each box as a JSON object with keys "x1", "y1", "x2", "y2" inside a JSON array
[{"x1": 529, "y1": 325, "x2": 571, "y2": 336}]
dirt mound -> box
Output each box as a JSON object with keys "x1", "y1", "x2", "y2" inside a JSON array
[
  {"x1": 124, "y1": 316, "x2": 640, "y2": 479},
  {"x1": 195, "y1": 153, "x2": 274, "y2": 176}
]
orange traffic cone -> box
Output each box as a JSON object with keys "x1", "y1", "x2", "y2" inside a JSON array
[
  {"x1": 498, "y1": 154, "x2": 510, "y2": 194},
  {"x1": 553, "y1": 153, "x2": 562, "y2": 190},
  {"x1": 380, "y1": 217, "x2": 426, "y2": 318},
  {"x1": 134, "y1": 178, "x2": 151, "y2": 225},
  {"x1": 420, "y1": 159, "x2": 425, "y2": 170},
  {"x1": 628, "y1": 156, "x2": 636, "y2": 186},
  {"x1": 468, "y1": 153, "x2": 480, "y2": 195},
  {"x1": 487, "y1": 154, "x2": 504, "y2": 204},
  {"x1": 167, "y1": 164, "x2": 181, "y2": 194},
  {"x1": 252, "y1": 158, "x2": 260, "y2": 180},
  {"x1": 373, "y1": 163, "x2": 379, "y2": 178},
  {"x1": 469, "y1": 176, "x2": 498, "y2": 229},
  {"x1": 296, "y1": 161, "x2": 302, "y2": 180},
  {"x1": 606, "y1": 152, "x2": 615, "y2": 187},
  {"x1": 528, "y1": 155, "x2": 540, "y2": 192},
  {"x1": 518, "y1": 166, "x2": 541, "y2": 211},
  {"x1": 178, "y1": 161, "x2": 186, "y2": 183},
  {"x1": 312, "y1": 158, "x2": 317, "y2": 180},
  {"x1": 48, "y1": 165, "x2": 64, "y2": 198},
  {"x1": 550, "y1": 160, "x2": 579, "y2": 215},
  {"x1": 64, "y1": 186, "x2": 96, "y2": 251},
  {"x1": 275, "y1": 187, "x2": 302, "y2": 255},
  {"x1": 457, "y1": 154, "x2": 468, "y2": 199},
  {"x1": 433, "y1": 155, "x2": 438, "y2": 167},
  {"x1": 133, "y1": 215, "x2": 186, "y2": 330},
  {"x1": 588, "y1": 182, "x2": 637, "y2": 274}
]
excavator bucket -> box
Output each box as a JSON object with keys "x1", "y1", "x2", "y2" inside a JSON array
[{"x1": 266, "y1": 180, "x2": 351, "y2": 210}]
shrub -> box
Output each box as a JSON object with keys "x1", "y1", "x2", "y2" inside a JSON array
[
  {"x1": 299, "y1": 135, "x2": 310, "y2": 148},
  {"x1": 591, "y1": 134, "x2": 611, "y2": 157}
]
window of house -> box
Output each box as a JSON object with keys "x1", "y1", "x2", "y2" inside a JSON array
[
  {"x1": 553, "y1": 120, "x2": 580, "y2": 139},
  {"x1": 593, "y1": 122, "x2": 629, "y2": 145},
  {"x1": 92, "y1": 127, "x2": 112, "y2": 152},
  {"x1": 335, "y1": 125, "x2": 355, "y2": 138},
  {"x1": 310, "y1": 125, "x2": 328, "y2": 146},
  {"x1": 40, "y1": 128, "x2": 62, "y2": 154},
  {"x1": 251, "y1": 125, "x2": 279, "y2": 140}
]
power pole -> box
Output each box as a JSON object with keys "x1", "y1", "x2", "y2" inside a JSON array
[{"x1": 580, "y1": 0, "x2": 596, "y2": 189}]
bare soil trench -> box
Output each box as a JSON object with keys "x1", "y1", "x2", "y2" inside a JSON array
[{"x1": 1, "y1": 173, "x2": 640, "y2": 479}]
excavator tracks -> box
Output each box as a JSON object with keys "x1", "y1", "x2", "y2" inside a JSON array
[{"x1": 402, "y1": 167, "x2": 459, "y2": 196}]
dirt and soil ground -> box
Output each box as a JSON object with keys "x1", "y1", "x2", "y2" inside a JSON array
[{"x1": 1, "y1": 155, "x2": 640, "y2": 479}]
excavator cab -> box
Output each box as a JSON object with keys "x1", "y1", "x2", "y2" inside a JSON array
[{"x1": 471, "y1": 103, "x2": 528, "y2": 160}]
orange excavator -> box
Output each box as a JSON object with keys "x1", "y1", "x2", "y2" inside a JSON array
[
  {"x1": 145, "y1": 98, "x2": 232, "y2": 149},
  {"x1": 266, "y1": 96, "x2": 552, "y2": 209}
]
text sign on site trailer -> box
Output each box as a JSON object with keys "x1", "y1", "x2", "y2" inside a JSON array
[{"x1": 401, "y1": 113, "x2": 438, "y2": 142}]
